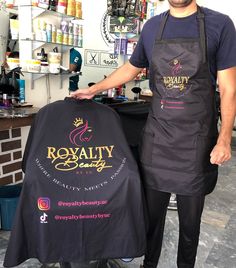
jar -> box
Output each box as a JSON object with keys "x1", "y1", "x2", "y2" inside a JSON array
[
  {"x1": 32, "y1": 0, "x2": 39, "y2": 6},
  {"x1": 26, "y1": 59, "x2": 41, "y2": 73},
  {"x1": 41, "y1": 61, "x2": 49, "y2": 73},
  {"x1": 7, "y1": 58, "x2": 20, "y2": 70},
  {"x1": 75, "y1": 0, "x2": 82, "y2": 18},
  {"x1": 38, "y1": 0, "x2": 49, "y2": 9},
  {"x1": 57, "y1": 0, "x2": 67, "y2": 14},
  {"x1": 67, "y1": 0, "x2": 76, "y2": 16}
]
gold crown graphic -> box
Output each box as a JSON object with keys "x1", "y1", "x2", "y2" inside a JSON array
[{"x1": 73, "y1": 118, "x2": 83, "y2": 127}]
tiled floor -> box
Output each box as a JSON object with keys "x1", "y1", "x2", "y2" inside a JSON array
[{"x1": 1, "y1": 137, "x2": 236, "y2": 268}]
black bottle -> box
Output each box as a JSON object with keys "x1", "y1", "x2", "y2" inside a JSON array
[
  {"x1": 9, "y1": 71, "x2": 19, "y2": 105},
  {"x1": 0, "y1": 66, "x2": 9, "y2": 87},
  {"x1": 0, "y1": 66, "x2": 10, "y2": 106},
  {"x1": 48, "y1": 0, "x2": 58, "y2": 11}
]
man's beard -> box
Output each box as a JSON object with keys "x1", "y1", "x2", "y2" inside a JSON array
[{"x1": 168, "y1": 0, "x2": 194, "y2": 8}]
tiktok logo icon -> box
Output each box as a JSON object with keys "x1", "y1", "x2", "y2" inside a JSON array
[{"x1": 40, "y1": 213, "x2": 48, "y2": 224}]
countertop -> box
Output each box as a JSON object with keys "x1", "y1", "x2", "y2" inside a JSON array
[{"x1": 0, "y1": 107, "x2": 39, "y2": 131}]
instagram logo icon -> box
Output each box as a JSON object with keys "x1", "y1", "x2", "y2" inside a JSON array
[{"x1": 38, "y1": 197, "x2": 50, "y2": 211}]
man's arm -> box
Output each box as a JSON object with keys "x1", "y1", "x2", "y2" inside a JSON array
[
  {"x1": 70, "y1": 61, "x2": 143, "y2": 99},
  {"x1": 210, "y1": 66, "x2": 236, "y2": 165}
]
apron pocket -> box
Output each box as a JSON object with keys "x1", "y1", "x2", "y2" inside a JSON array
[
  {"x1": 196, "y1": 136, "x2": 217, "y2": 172},
  {"x1": 152, "y1": 143, "x2": 196, "y2": 172},
  {"x1": 140, "y1": 131, "x2": 154, "y2": 166}
]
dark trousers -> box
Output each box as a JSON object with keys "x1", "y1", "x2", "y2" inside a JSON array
[{"x1": 143, "y1": 189, "x2": 205, "y2": 268}]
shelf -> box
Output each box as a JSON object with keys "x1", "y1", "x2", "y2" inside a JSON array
[
  {"x1": 6, "y1": 7, "x2": 18, "y2": 15},
  {"x1": 21, "y1": 39, "x2": 82, "y2": 50},
  {"x1": 22, "y1": 71, "x2": 82, "y2": 76},
  {"x1": 19, "y1": 4, "x2": 83, "y2": 20},
  {"x1": 22, "y1": 71, "x2": 82, "y2": 90}
]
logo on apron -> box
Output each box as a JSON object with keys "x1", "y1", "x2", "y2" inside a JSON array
[{"x1": 162, "y1": 58, "x2": 191, "y2": 98}]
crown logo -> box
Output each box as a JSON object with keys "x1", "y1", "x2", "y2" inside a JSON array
[{"x1": 73, "y1": 118, "x2": 83, "y2": 127}]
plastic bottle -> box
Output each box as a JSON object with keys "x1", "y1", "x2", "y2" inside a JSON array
[
  {"x1": 10, "y1": 71, "x2": 19, "y2": 105},
  {"x1": 73, "y1": 35, "x2": 78, "y2": 47},
  {"x1": 0, "y1": 66, "x2": 9, "y2": 87},
  {"x1": 62, "y1": 32, "x2": 68, "y2": 45},
  {"x1": 77, "y1": 25, "x2": 83, "y2": 47},
  {"x1": 56, "y1": 29, "x2": 62, "y2": 44},
  {"x1": 18, "y1": 79, "x2": 25, "y2": 104},
  {"x1": 2, "y1": 94, "x2": 10, "y2": 107},
  {"x1": 68, "y1": 22, "x2": 73, "y2": 34},
  {"x1": 77, "y1": 35, "x2": 83, "y2": 47},
  {"x1": 52, "y1": 25, "x2": 56, "y2": 43},
  {"x1": 42, "y1": 30, "x2": 47, "y2": 42},
  {"x1": 68, "y1": 33, "x2": 73, "y2": 45},
  {"x1": 46, "y1": 23, "x2": 52, "y2": 42}
]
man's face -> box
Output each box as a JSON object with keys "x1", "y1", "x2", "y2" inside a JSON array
[{"x1": 168, "y1": 0, "x2": 194, "y2": 8}]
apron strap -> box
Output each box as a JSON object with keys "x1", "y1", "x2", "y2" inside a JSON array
[
  {"x1": 156, "y1": 12, "x2": 169, "y2": 41},
  {"x1": 156, "y1": 6, "x2": 207, "y2": 63},
  {"x1": 197, "y1": 6, "x2": 207, "y2": 63}
]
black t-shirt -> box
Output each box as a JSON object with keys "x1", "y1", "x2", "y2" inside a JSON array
[{"x1": 130, "y1": 7, "x2": 236, "y2": 88}]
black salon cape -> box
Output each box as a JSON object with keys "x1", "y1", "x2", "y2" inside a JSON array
[{"x1": 4, "y1": 98, "x2": 146, "y2": 267}]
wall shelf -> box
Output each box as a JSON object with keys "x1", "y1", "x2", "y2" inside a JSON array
[
  {"x1": 22, "y1": 71, "x2": 82, "y2": 90},
  {"x1": 19, "y1": 4, "x2": 83, "y2": 20},
  {"x1": 21, "y1": 39, "x2": 82, "y2": 50}
]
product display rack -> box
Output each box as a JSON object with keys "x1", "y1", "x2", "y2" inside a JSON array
[{"x1": 17, "y1": 3, "x2": 83, "y2": 90}]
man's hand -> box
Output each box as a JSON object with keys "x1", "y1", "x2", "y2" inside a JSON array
[
  {"x1": 70, "y1": 87, "x2": 95, "y2": 99},
  {"x1": 210, "y1": 142, "x2": 231, "y2": 166}
]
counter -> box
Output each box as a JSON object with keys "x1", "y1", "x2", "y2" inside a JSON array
[
  {"x1": 0, "y1": 107, "x2": 39, "y2": 186},
  {"x1": 0, "y1": 107, "x2": 39, "y2": 131}
]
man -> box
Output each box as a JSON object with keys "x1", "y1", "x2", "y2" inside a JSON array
[
  {"x1": 71, "y1": 0, "x2": 236, "y2": 267},
  {"x1": 69, "y1": 48, "x2": 82, "y2": 92}
]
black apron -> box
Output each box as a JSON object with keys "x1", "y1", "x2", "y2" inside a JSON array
[
  {"x1": 140, "y1": 7, "x2": 218, "y2": 195},
  {"x1": 4, "y1": 98, "x2": 146, "y2": 267}
]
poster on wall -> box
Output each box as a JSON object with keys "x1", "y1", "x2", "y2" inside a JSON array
[
  {"x1": 108, "y1": 16, "x2": 140, "y2": 35},
  {"x1": 84, "y1": 49, "x2": 119, "y2": 68}
]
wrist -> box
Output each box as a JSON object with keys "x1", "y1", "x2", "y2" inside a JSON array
[
  {"x1": 217, "y1": 137, "x2": 231, "y2": 147},
  {"x1": 90, "y1": 84, "x2": 104, "y2": 96}
]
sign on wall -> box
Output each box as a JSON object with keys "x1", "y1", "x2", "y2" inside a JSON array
[{"x1": 84, "y1": 49, "x2": 119, "y2": 68}]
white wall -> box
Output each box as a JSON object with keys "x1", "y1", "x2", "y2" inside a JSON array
[
  {"x1": 155, "y1": 0, "x2": 236, "y2": 24},
  {"x1": 198, "y1": 0, "x2": 236, "y2": 25}
]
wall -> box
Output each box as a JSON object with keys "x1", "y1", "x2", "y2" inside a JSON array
[{"x1": 0, "y1": 128, "x2": 23, "y2": 186}]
